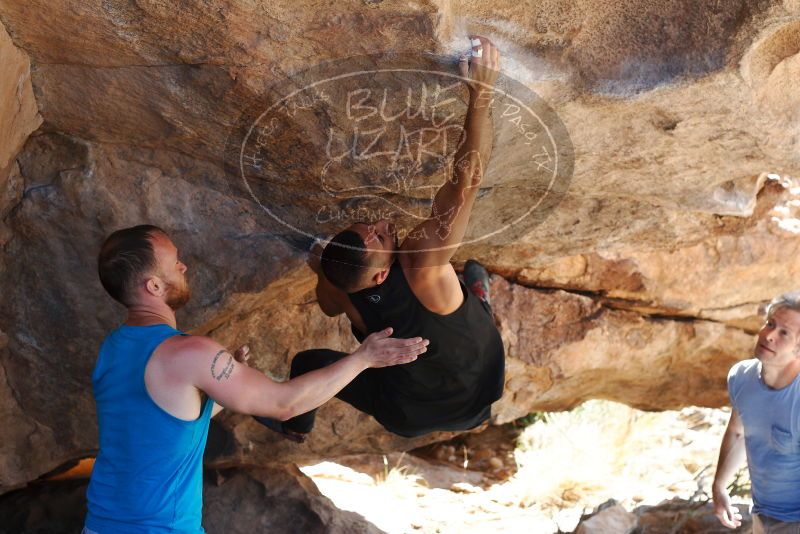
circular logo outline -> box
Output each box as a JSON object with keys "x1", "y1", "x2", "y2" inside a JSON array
[{"x1": 235, "y1": 57, "x2": 573, "y2": 254}]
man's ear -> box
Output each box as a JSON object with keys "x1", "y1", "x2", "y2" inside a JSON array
[
  {"x1": 373, "y1": 268, "x2": 390, "y2": 286},
  {"x1": 144, "y1": 276, "x2": 165, "y2": 297}
]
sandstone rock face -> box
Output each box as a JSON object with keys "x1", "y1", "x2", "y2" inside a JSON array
[
  {"x1": 495, "y1": 180, "x2": 800, "y2": 332},
  {"x1": 1, "y1": 0, "x2": 799, "y2": 500},
  {"x1": 491, "y1": 277, "x2": 755, "y2": 419},
  {"x1": 0, "y1": 20, "x2": 41, "y2": 244},
  {"x1": 0, "y1": 21, "x2": 40, "y2": 169}
]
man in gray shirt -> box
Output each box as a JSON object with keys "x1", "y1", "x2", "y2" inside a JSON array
[{"x1": 713, "y1": 292, "x2": 800, "y2": 533}]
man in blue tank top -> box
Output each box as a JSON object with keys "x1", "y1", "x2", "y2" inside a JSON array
[
  {"x1": 84, "y1": 225, "x2": 429, "y2": 533},
  {"x1": 713, "y1": 292, "x2": 800, "y2": 533},
  {"x1": 257, "y1": 36, "x2": 505, "y2": 441}
]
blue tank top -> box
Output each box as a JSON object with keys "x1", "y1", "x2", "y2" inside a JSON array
[{"x1": 85, "y1": 324, "x2": 213, "y2": 533}]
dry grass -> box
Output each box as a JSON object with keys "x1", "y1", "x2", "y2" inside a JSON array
[
  {"x1": 490, "y1": 400, "x2": 740, "y2": 528},
  {"x1": 302, "y1": 400, "x2": 750, "y2": 533},
  {"x1": 373, "y1": 453, "x2": 427, "y2": 492}
]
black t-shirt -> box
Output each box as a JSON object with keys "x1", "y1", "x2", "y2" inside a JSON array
[{"x1": 348, "y1": 261, "x2": 505, "y2": 436}]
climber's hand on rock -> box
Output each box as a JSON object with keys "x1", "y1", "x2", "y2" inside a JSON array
[
  {"x1": 458, "y1": 35, "x2": 500, "y2": 95},
  {"x1": 307, "y1": 239, "x2": 325, "y2": 275}
]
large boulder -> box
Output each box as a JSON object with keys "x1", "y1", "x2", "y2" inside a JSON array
[{"x1": 1, "y1": 0, "x2": 799, "y2": 500}]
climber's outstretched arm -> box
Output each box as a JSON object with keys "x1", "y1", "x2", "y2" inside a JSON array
[
  {"x1": 401, "y1": 36, "x2": 500, "y2": 269},
  {"x1": 161, "y1": 331, "x2": 427, "y2": 421}
]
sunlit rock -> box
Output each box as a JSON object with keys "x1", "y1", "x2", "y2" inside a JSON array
[{"x1": 1, "y1": 0, "x2": 799, "y2": 501}]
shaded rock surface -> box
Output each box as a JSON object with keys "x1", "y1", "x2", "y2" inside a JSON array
[
  {"x1": 1, "y1": 0, "x2": 799, "y2": 502},
  {"x1": 0, "y1": 466, "x2": 381, "y2": 534},
  {"x1": 0, "y1": 478, "x2": 87, "y2": 534},
  {"x1": 203, "y1": 465, "x2": 383, "y2": 534}
]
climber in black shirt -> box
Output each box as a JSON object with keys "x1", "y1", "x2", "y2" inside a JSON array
[{"x1": 256, "y1": 35, "x2": 504, "y2": 440}]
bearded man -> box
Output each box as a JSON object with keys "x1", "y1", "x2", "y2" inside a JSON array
[{"x1": 83, "y1": 225, "x2": 427, "y2": 533}]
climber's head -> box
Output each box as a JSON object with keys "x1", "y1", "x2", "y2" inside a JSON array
[{"x1": 320, "y1": 219, "x2": 398, "y2": 293}]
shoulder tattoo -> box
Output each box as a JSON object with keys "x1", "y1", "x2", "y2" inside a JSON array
[{"x1": 210, "y1": 349, "x2": 235, "y2": 381}]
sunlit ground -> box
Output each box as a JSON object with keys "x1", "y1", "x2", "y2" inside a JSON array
[{"x1": 301, "y1": 400, "x2": 751, "y2": 533}]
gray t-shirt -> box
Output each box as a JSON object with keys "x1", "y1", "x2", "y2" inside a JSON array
[{"x1": 728, "y1": 359, "x2": 800, "y2": 521}]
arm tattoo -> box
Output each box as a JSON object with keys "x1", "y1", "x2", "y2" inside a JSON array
[{"x1": 210, "y1": 350, "x2": 235, "y2": 381}]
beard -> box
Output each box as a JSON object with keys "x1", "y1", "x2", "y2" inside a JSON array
[{"x1": 165, "y1": 279, "x2": 191, "y2": 310}]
